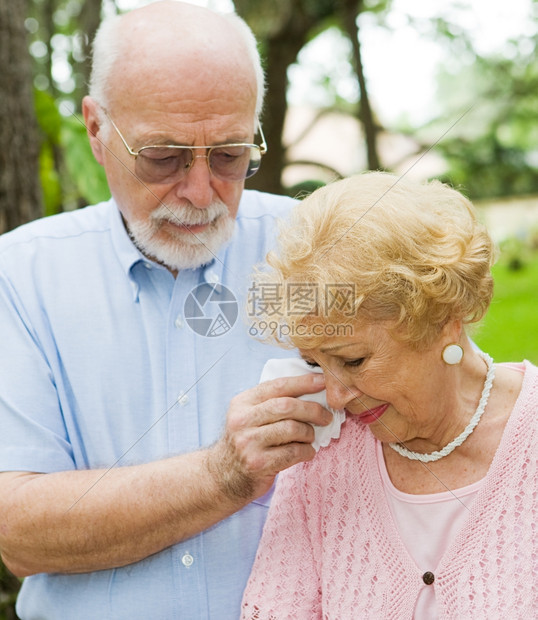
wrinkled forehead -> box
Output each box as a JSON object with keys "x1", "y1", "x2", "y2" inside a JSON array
[
  {"x1": 110, "y1": 59, "x2": 257, "y2": 130},
  {"x1": 283, "y1": 302, "x2": 405, "y2": 354}
]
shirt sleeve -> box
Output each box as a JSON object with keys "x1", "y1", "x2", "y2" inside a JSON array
[
  {"x1": 0, "y1": 270, "x2": 75, "y2": 473},
  {"x1": 240, "y1": 464, "x2": 322, "y2": 620}
]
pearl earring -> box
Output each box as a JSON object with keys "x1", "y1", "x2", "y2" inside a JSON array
[{"x1": 442, "y1": 343, "x2": 464, "y2": 365}]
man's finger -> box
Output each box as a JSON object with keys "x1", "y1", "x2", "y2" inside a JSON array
[{"x1": 246, "y1": 372, "x2": 326, "y2": 405}]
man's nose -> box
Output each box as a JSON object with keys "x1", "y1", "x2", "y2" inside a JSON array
[{"x1": 174, "y1": 154, "x2": 214, "y2": 208}]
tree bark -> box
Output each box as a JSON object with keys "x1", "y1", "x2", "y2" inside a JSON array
[
  {"x1": 236, "y1": 0, "x2": 336, "y2": 196},
  {"x1": 247, "y1": 25, "x2": 306, "y2": 195},
  {"x1": 0, "y1": 0, "x2": 43, "y2": 234},
  {"x1": 340, "y1": 0, "x2": 381, "y2": 170}
]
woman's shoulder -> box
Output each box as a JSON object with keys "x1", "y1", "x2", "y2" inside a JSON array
[
  {"x1": 493, "y1": 360, "x2": 538, "y2": 450},
  {"x1": 493, "y1": 360, "x2": 537, "y2": 409},
  {"x1": 517, "y1": 360, "x2": 538, "y2": 411},
  {"x1": 276, "y1": 418, "x2": 375, "y2": 514},
  {"x1": 508, "y1": 360, "x2": 538, "y2": 400},
  {"x1": 300, "y1": 416, "x2": 372, "y2": 478}
]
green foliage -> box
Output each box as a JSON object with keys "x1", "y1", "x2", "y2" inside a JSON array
[
  {"x1": 27, "y1": 0, "x2": 101, "y2": 107},
  {"x1": 61, "y1": 116, "x2": 110, "y2": 205},
  {"x1": 498, "y1": 235, "x2": 532, "y2": 271},
  {"x1": 34, "y1": 90, "x2": 62, "y2": 143},
  {"x1": 34, "y1": 89, "x2": 110, "y2": 212},
  {"x1": 437, "y1": 134, "x2": 538, "y2": 200},
  {"x1": 27, "y1": 0, "x2": 109, "y2": 214},
  {"x1": 473, "y1": 240, "x2": 538, "y2": 364},
  {"x1": 286, "y1": 179, "x2": 326, "y2": 199},
  {"x1": 39, "y1": 142, "x2": 63, "y2": 216},
  {"x1": 34, "y1": 90, "x2": 63, "y2": 215},
  {"x1": 0, "y1": 559, "x2": 21, "y2": 620},
  {"x1": 431, "y1": 38, "x2": 538, "y2": 199}
]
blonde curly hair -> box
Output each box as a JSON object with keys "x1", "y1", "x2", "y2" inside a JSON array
[{"x1": 250, "y1": 172, "x2": 495, "y2": 350}]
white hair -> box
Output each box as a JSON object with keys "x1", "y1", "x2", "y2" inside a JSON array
[
  {"x1": 87, "y1": 13, "x2": 122, "y2": 110},
  {"x1": 88, "y1": 8, "x2": 265, "y2": 121},
  {"x1": 223, "y1": 11, "x2": 266, "y2": 120}
]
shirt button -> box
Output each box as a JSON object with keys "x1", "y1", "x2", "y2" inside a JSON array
[
  {"x1": 422, "y1": 571, "x2": 435, "y2": 585},
  {"x1": 181, "y1": 553, "x2": 194, "y2": 568},
  {"x1": 206, "y1": 271, "x2": 219, "y2": 284},
  {"x1": 174, "y1": 315, "x2": 184, "y2": 328},
  {"x1": 177, "y1": 391, "x2": 189, "y2": 407},
  {"x1": 143, "y1": 262, "x2": 152, "y2": 270}
]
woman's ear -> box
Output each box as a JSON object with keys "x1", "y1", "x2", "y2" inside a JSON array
[
  {"x1": 441, "y1": 318, "x2": 464, "y2": 345},
  {"x1": 82, "y1": 96, "x2": 106, "y2": 165}
]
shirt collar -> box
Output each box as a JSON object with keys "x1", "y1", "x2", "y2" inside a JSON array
[
  {"x1": 109, "y1": 199, "x2": 146, "y2": 274},
  {"x1": 201, "y1": 221, "x2": 240, "y2": 286},
  {"x1": 201, "y1": 252, "x2": 225, "y2": 286}
]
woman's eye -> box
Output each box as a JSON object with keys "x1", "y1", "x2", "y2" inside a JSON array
[
  {"x1": 344, "y1": 358, "x2": 365, "y2": 368},
  {"x1": 304, "y1": 360, "x2": 320, "y2": 368}
]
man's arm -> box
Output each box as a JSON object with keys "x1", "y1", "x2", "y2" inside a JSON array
[{"x1": 0, "y1": 373, "x2": 330, "y2": 577}]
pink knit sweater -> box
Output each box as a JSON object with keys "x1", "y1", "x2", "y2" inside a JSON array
[{"x1": 241, "y1": 361, "x2": 538, "y2": 619}]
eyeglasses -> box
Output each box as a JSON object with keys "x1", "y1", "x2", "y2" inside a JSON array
[{"x1": 103, "y1": 110, "x2": 267, "y2": 184}]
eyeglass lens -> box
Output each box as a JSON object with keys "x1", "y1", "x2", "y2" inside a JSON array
[{"x1": 135, "y1": 144, "x2": 262, "y2": 184}]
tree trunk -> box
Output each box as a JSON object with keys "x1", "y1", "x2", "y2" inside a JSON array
[
  {"x1": 43, "y1": 0, "x2": 58, "y2": 99},
  {"x1": 236, "y1": 0, "x2": 337, "y2": 196},
  {"x1": 340, "y1": 0, "x2": 381, "y2": 170},
  {"x1": 0, "y1": 0, "x2": 43, "y2": 234},
  {"x1": 247, "y1": 28, "x2": 305, "y2": 195}
]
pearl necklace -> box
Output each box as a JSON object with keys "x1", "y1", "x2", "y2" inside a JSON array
[{"x1": 389, "y1": 352, "x2": 495, "y2": 463}]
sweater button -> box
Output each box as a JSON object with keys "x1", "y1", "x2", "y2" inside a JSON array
[{"x1": 422, "y1": 571, "x2": 435, "y2": 585}]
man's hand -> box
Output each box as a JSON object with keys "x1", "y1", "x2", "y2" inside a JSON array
[{"x1": 207, "y1": 373, "x2": 332, "y2": 501}]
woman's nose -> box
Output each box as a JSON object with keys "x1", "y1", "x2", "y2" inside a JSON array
[{"x1": 324, "y1": 371, "x2": 360, "y2": 411}]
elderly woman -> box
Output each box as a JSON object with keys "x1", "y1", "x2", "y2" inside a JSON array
[{"x1": 241, "y1": 172, "x2": 537, "y2": 619}]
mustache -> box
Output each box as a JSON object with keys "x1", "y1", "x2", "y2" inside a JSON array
[{"x1": 151, "y1": 201, "x2": 229, "y2": 227}]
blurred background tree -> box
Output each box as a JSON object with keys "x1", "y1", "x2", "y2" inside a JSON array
[
  {"x1": 0, "y1": 0, "x2": 42, "y2": 232},
  {"x1": 234, "y1": 0, "x2": 390, "y2": 194},
  {"x1": 3, "y1": 0, "x2": 538, "y2": 229},
  {"x1": 435, "y1": 48, "x2": 538, "y2": 199},
  {"x1": 1, "y1": 0, "x2": 110, "y2": 234}
]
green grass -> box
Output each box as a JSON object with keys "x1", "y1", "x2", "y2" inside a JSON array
[{"x1": 473, "y1": 254, "x2": 538, "y2": 364}]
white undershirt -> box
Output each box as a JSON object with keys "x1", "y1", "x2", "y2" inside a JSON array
[{"x1": 377, "y1": 440, "x2": 483, "y2": 619}]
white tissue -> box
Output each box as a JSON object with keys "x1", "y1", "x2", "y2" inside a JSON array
[{"x1": 259, "y1": 358, "x2": 346, "y2": 451}]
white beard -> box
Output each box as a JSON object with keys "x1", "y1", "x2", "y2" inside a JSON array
[{"x1": 127, "y1": 201, "x2": 236, "y2": 271}]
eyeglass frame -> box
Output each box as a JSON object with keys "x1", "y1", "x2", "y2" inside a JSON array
[{"x1": 100, "y1": 108, "x2": 267, "y2": 182}]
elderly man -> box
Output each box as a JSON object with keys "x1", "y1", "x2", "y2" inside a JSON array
[{"x1": 0, "y1": 3, "x2": 331, "y2": 618}]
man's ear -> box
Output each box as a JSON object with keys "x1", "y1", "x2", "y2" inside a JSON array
[{"x1": 82, "y1": 96, "x2": 106, "y2": 165}]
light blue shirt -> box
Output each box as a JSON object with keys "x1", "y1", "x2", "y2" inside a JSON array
[{"x1": 0, "y1": 191, "x2": 295, "y2": 620}]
